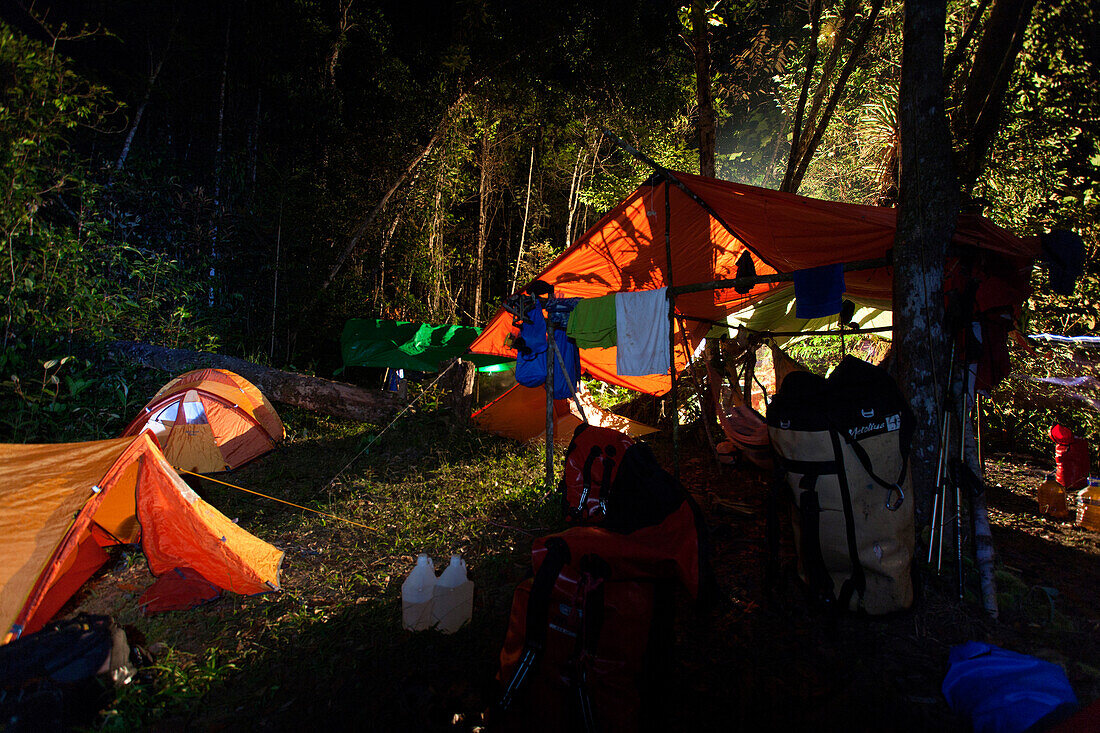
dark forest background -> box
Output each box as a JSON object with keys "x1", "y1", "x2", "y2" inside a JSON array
[{"x1": 0, "y1": 0, "x2": 1095, "y2": 374}]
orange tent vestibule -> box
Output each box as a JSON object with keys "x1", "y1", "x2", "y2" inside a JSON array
[
  {"x1": 0, "y1": 434, "x2": 283, "y2": 643},
  {"x1": 122, "y1": 368, "x2": 285, "y2": 473},
  {"x1": 472, "y1": 383, "x2": 658, "y2": 445}
]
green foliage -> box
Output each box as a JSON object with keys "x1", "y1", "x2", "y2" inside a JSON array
[
  {"x1": 977, "y1": 0, "x2": 1098, "y2": 245},
  {"x1": 0, "y1": 22, "x2": 217, "y2": 359},
  {"x1": 0, "y1": 341, "x2": 165, "y2": 442},
  {"x1": 101, "y1": 647, "x2": 239, "y2": 730}
]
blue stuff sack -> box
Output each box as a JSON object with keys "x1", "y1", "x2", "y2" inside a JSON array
[{"x1": 942, "y1": 641, "x2": 1077, "y2": 733}]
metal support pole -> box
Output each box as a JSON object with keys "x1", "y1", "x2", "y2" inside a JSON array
[
  {"x1": 544, "y1": 300, "x2": 554, "y2": 490},
  {"x1": 929, "y1": 340, "x2": 957, "y2": 569},
  {"x1": 664, "y1": 183, "x2": 679, "y2": 480},
  {"x1": 956, "y1": 390, "x2": 969, "y2": 600}
]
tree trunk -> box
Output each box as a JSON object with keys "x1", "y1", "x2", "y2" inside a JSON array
[
  {"x1": 115, "y1": 15, "x2": 177, "y2": 173},
  {"x1": 943, "y1": 0, "x2": 993, "y2": 85},
  {"x1": 788, "y1": 0, "x2": 885, "y2": 193},
  {"x1": 248, "y1": 91, "x2": 261, "y2": 192},
  {"x1": 893, "y1": 0, "x2": 959, "y2": 530},
  {"x1": 692, "y1": 0, "x2": 716, "y2": 178},
  {"x1": 429, "y1": 162, "x2": 445, "y2": 316},
  {"x1": 209, "y1": 14, "x2": 231, "y2": 308},
  {"x1": 800, "y1": 0, "x2": 861, "y2": 137},
  {"x1": 474, "y1": 126, "x2": 490, "y2": 325},
  {"x1": 510, "y1": 146, "x2": 535, "y2": 292},
  {"x1": 953, "y1": 0, "x2": 1038, "y2": 195},
  {"x1": 312, "y1": 89, "x2": 472, "y2": 299},
  {"x1": 115, "y1": 56, "x2": 167, "y2": 172},
  {"x1": 441, "y1": 357, "x2": 477, "y2": 429},
  {"x1": 109, "y1": 340, "x2": 401, "y2": 422},
  {"x1": 564, "y1": 143, "x2": 584, "y2": 248},
  {"x1": 781, "y1": 0, "x2": 822, "y2": 192}
]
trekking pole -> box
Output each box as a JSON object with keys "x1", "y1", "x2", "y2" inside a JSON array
[
  {"x1": 928, "y1": 413, "x2": 949, "y2": 565},
  {"x1": 929, "y1": 341, "x2": 956, "y2": 569},
  {"x1": 545, "y1": 301, "x2": 555, "y2": 492},
  {"x1": 955, "y1": 371, "x2": 974, "y2": 601},
  {"x1": 498, "y1": 646, "x2": 538, "y2": 712},
  {"x1": 547, "y1": 331, "x2": 588, "y2": 422}
]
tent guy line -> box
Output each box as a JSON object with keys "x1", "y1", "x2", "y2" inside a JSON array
[
  {"x1": 675, "y1": 313, "x2": 894, "y2": 337},
  {"x1": 179, "y1": 470, "x2": 376, "y2": 531},
  {"x1": 325, "y1": 359, "x2": 458, "y2": 491}
]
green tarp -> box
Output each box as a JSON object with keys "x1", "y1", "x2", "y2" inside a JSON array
[{"x1": 341, "y1": 319, "x2": 514, "y2": 372}]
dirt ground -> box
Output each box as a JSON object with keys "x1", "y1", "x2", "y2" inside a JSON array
[
  {"x1": 66, "y1": 433, "x2": 1100, "y2": 731},
  {"x1": 664, "y1": 446, "x2": 1100, "y2": 731}
]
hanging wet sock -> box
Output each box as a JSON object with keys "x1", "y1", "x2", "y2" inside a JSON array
[{"x1": 734, "y1": 251, "x2": 756, "y2": 294}]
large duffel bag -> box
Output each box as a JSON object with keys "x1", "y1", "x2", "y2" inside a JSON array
[{"x1": 766, "y1": 356, "x2": 915, "y2": 615}]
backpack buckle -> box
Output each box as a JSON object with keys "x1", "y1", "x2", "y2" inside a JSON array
[{"x1": 886, "y1": 484, "x2": 904, "y2": 511}]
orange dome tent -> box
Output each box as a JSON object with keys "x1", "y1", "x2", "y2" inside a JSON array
[
  {"x1": 0, "y1": 433, "x2": 283, "y2": 643},
  {"x1": 122, "y1": 369, "x2": 285, "y2": 473}
]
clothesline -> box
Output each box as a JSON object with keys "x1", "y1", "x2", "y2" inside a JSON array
[
  {"x1": 675, "y1": 313, "x2": 893, "y2": 338},
  {"x1": 668, "y1": 256, "x2": 891, "y2": 297}
]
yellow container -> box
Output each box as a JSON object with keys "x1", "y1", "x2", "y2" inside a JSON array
[
  {"x1": 1075, "y1": 479, "x2": 1100, "y2": 532},
  {"x1": 1038, "y1": 474, "x2": 1070, "y2": 520}
]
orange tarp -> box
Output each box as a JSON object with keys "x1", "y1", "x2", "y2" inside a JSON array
[
  {"x1": 0, "y1": 434, "x2": 282, "y2": 642},
  {"x1": 468, "y1": 171, "x2": 1038, "y2": 395},
  {"x1": 123, "y1": 369, "x2": 285, "y2": 473},
  {"x1": 472, "y1": 383, "x2": 658, "y2": 445}
]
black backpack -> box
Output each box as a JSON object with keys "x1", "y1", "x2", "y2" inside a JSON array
[{"x1": 0, "y1": 614, "x2": 143, "y2": 732}]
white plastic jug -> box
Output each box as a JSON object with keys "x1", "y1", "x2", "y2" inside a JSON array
[
  {"x1": 431, "y1": 555, "x2": 474, "y2": 634},
  {"x1": 401, "y1": 554, "x2": 437, "y2": 631}
]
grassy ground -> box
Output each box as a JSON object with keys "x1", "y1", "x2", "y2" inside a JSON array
[{"x1": 63, "y1": 405, "x2": 1100, "y2": 731}]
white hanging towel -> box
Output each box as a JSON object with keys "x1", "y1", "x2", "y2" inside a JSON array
[{"x1": 615, "y1": 287, "x2": 670, "y2": 376}]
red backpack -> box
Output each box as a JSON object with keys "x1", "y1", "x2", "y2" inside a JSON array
[
  {"x1": 560, "y1": 424, "x2": 635, "y2": 525},
  {"x1": 495, "y1": 536, "x2": 672, "y2": 733}
]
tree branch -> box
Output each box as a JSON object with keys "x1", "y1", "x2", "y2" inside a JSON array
[{"x1": 781, "y1": 0, "x2": 823, "y2": 192}]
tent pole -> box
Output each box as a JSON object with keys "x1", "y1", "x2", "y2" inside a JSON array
[
  {"x1": 544, "y1": 300, "x2": 554, "y2": 490},
  {"x1": 678, "y1": 315, "x2": 722, "y2": 469},
  {"x1": 600, "y1": 127, "x2": 771, "y2": 269},
  {"x1": 665, "y1": 183, "x2": 679, "y2": 480}
]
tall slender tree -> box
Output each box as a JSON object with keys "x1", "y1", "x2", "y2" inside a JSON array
[
  {"x1": 892, "y1": 0, "x2": 958, "y2": 528},
  {"x1": 692, "y1": 0, "x2": 716, "y2": 177}
]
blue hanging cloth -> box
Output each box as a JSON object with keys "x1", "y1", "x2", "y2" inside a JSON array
[
  {"x1": 552, "y1": 325, "x2": 581, "y2": 399},
  {"x1": 513, "y1": 301, "x2": 581, "y2": 399},
  {"x1": 514, "y1": 305, "x2": 549, "y2": 388},
  {"x1": 793, "y1": 263, "x2": 845, "y2": 319}
]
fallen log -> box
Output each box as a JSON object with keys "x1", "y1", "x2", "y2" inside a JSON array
[{"x1": 109, "y1": 340, "x2": 401, "y2": 423}]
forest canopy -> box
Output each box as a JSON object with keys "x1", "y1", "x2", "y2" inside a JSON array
[{"x1": 0, "y1": 0, "x2": 1095, "y2": 370}]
